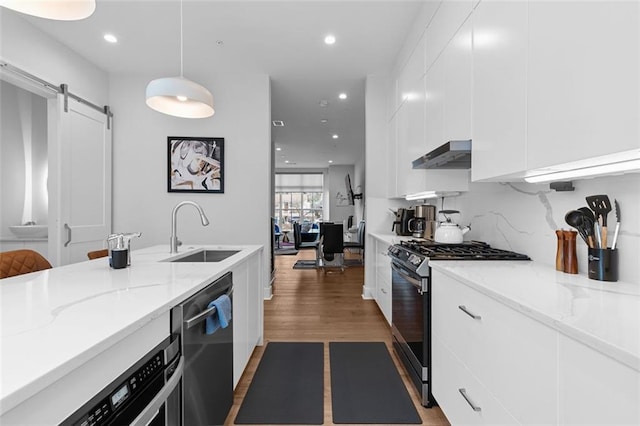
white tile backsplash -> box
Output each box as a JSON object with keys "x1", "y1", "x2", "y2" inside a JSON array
[{"x1": 442, "y1": 174, "x2": 640, "y2": 284}]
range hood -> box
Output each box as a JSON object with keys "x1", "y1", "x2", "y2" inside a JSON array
[{"x1": 412, "y1": 139, "x2": 471, "y2": 169}]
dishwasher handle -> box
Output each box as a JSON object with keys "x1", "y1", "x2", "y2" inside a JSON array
[
  {"x1": 130, "y1": 355, "x2": 184, "y2": 426},
  {"x1": 184, "y1": 286, "x2": 234, "y2": 330}
]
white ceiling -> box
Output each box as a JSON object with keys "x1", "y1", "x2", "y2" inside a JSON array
[{"x1": 16, "y1": 0, "x2": 424, "y2": 168}]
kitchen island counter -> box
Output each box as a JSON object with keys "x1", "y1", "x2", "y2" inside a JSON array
[
  {"x1": 0, "y1": 244, "x2": 262, "y2": 422},
  {"x1": 430, "y1": 260, "x2": 640, "y2": 372}
]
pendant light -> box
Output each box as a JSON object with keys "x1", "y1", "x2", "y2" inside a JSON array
[
  {"x1": 146, "y1": 0, "x2": 214, "y2": 119},
  {"x1": 0, "y1": 0, "x2": 95, "y2": 20}
]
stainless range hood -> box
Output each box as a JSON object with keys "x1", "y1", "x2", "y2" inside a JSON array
[{"x1": 412, "y1": 139, "x2": 472, "y2": 169}]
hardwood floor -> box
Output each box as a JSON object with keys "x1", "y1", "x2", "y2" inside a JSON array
[{"x1": 225, "y1": 249, "x2": 450, "y2": 425}]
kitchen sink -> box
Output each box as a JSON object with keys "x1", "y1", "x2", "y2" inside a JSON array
[{"x1": 166, "y1": 249, "x2": 240, "y2": 263}]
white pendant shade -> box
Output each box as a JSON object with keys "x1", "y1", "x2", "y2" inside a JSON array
[
  {"x1": 0, "y1": 0, "x2": 96, "y2": 20},
  {"x1": 146, "y1": 77, "x2": 215, "y2": 119}
]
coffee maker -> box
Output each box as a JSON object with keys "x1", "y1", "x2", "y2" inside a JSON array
[
  {"x1": 392, "y1": 208, "x2": 414, "y2": 236},
  {"x1": 407, "y1": 204, "x2": 436, "y2": 239}
]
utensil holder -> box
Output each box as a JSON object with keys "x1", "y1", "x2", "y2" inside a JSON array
[{"x1": 588, "y1": 248, "x2": 618, "y2": 282}]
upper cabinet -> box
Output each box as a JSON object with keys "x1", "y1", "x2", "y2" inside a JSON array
[
  {"x1": 471, "y1": 0, "x2": 528, "y2": 182},
  {"x1": 527, "y1": 1, "x2": 640, "y2": 170},
  {"x1": 443, "y1": 17, "x2": 473, "y2": 143},
  {"x1": 471, "y1": 0, "x2": 640, "y2": 182},
  {"x1": 387, "y1": 1, "x2": 473, "y2": 198}
]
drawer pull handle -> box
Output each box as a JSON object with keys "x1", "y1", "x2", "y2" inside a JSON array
[
  {"x1": 459, "y1": 388, "x2": 482, "y2": 412},
  {"x1": 458, "y1": 305, "x2": 481, "y2": 320},
  {"x1": 381, "y1": 288, "x2": 387, "y2": 294}
]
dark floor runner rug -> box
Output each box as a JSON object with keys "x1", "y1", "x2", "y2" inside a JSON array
[
  {"x1": 293, "y1": 260, "x2": 317, "y2": 269},
  {"x1": 275, "y1": 248, "x2": 299, "y2": 255},
  {"x1": 234, "y1": 342, "x2": 324, "y2": 424},
  {"x1": 329, "y1": 342, "x2": 421, "y2": 424}
]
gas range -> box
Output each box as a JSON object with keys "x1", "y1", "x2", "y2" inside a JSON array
[{"x1": 388, "y1": 240, "x2": 530, "y2": 277}]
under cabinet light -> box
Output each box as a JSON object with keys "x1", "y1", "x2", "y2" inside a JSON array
[
  {"x1": 405, "y1": 191, "x2": 461, "y2": 201},
  {"x1": 524, "y1": 149, "x2": 640, "y2": 183}
]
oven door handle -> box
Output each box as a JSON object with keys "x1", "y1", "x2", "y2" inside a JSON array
[
  {"x1": 130, "y1": 355, "x2": 184, "y2": 426},
  {"x1": 391, "y1": 262, "x2": 425, "y2": 293}
]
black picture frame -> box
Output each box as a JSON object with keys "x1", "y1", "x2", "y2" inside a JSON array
[{"x1": 168, "y1": 137, "x2": 224, "y2": 193}]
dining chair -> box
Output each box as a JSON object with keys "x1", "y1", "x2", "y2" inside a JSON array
[
  {"x1": 0, "y1": 249, "x2": 52, "y2": 279},
  {"x1": 344, "y1": 220, "x2": 365, "y2": 262},
  {"x1": 87, "y1": 249, "x2": 109, "y2": 260},
  {"x1": 319, "y1": 223, "x2": 345, "y2": 272},
  {"x1": 293, "y1": 222, "x2": 320, "y2": 265}
]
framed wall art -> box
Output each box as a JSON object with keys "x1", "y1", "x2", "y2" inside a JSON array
[{"x1": 168, "y1": 137, "x2": 224, "y2": 193}]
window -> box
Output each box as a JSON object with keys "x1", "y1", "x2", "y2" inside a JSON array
[{"x1": 274, "y1": 174, "x2": 323, "y2": 230}]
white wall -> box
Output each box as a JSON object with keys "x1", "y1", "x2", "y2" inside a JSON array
[
  {"x1": 327, "y1": 165, "x2": 355, "y2": 225},
  {"x1": 109, "y1": 73, "x2": 272, "y2": 295},
  {"x1": 0, "y1": 9, "x2": 109, "y2": 106}
]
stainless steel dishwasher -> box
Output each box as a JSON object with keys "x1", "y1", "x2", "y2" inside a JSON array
[{"x1": 171, "y1": 272, "x2": 233, "y2": 426}]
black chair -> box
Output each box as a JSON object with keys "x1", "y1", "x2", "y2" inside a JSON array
[
  {"x1": 319, "y1": 223, "x2": 345, "y2": 272},
  {"x1": 293, "y1": 222, "x2": 320, "y2": 265},
  {"x1": 274, "y1": 223, "x2": 281, "y2": 249},
  {"x1": 344, "y1": 220, "x2": 365, "y2": 262}
]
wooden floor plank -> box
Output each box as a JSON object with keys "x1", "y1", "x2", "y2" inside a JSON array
[{"x1": 225, "y1": 250, "x2": 450, "y2": 425}]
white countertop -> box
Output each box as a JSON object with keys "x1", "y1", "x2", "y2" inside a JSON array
[
  {"x1": 0, "y1": 244, "x2": 262, "y2": 416},
  {"x1": 430, "y1": 261, "x2": 640, "y2": 372}
]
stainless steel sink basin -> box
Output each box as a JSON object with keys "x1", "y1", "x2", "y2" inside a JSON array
[{"x1": 167, "y1": 249, "x2": 240, "y2": 263}]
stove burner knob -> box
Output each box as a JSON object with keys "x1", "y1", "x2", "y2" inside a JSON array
[{"x1": 408, "y1": 254, "x2": 422, "y2": 266}]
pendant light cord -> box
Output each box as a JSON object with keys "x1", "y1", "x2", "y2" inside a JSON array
[{"x1": 180, "y1": 0, "x2": 184, "y2": 77}]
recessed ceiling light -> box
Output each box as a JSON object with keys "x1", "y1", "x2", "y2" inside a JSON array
[
  {"x1": 332, "y1": 134, "x2": 339, "y2": 139},
  {"x1": 321, "y1": 119, "x2": 328, "y2": 124},
  {"x1": 285, "y1": 160, "x2": 290, "y2": 164},
  {"x1": 324, "y1": 34, "x2": 336, "y2": 45},
  {"x1": 276, "y1": 147, "x2": 282, "y2": 151},
  {"x1": 103, "y1": 33, "x2": 118, "y2": 43},
  {"x1": 328, "y1": 160, "x2": 334, "y2": 164},
  {"x1": 319, "y1": 100, "x2": 328, "y2": 108},
  {"x1": 338, "y1": 93, "x2": 347, "y2": 100}
]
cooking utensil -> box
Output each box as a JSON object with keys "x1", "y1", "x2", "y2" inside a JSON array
[
  {"x1": 577, "y1": 207, "x2": 596, "y2": 248},
  {"x1": 564, "y1": 210, "x2": 589, "y2": 246},
  {"x1": 612, "y1": 199, "x2": 621, "y2": 250},
  {"x1": 586, "y1": 195, "x2": 612, "y2": 248}
]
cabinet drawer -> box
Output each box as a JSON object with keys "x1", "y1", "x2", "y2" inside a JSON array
[
  {"x1": 432, "y1": 270, "x2": 557, "y2": 424},
  {"x1": 432, "y1": 333, "x2": 518, "y2": 426}
]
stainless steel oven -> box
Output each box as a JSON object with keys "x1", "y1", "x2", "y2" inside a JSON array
[
  {"x1": 390, "y1": 259, "x2": 432, "y2": 407},
  {"x1": 61, "y1": 337, "x2": 182, "y2": 426}
]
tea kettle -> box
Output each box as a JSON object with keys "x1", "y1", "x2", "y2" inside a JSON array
[{"x1": 434, "y1": 210, "x2": 470, "y2": 244}]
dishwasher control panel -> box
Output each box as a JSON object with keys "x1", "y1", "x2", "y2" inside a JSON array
[{"x1": 69, "y1": 351, "x2": 165, "y2": 426}]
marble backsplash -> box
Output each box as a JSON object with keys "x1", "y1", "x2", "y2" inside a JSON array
[{"x1": 442, "y1": 173, "x2": 640, "y2": 284}]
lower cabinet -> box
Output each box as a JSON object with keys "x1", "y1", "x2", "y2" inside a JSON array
[
  {"x1": 432, "y1": 333, "x2": 518, "y2": 425},
  {"x1": 558, "y1": 335, "x2": 640, "y2": 425},
  {"x1": 432, "y1": 270, "x2": 557, "y2": 424},
  {"x1": 431, "y1": 269, "x2": 640, "y2": 425},
  {"x1": 374, "y1": 238, "x2": 391, "y2": 324},
  {"x1": 231, "y1": 249, "x2": 263, "y2": 388}
]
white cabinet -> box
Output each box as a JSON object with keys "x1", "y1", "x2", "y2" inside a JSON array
[
  {"x1": 374, "y1": 239, "x2": 391, "y2": 324},
  {"x1": 396, "y1": 75, "x2": 428, "y2": 196},
  {"x1": 471, "y1": 0, "x2": 528, "y2": 182},
  {"x1": 425, "y1": 58, "x2": 444, "y2": 152},
  {"x1": 527, "y1": 1, "x2": 640, "y2": 170},
  {"x1": 425, "y1": 0, "x2": 475, "y2": 72},
  {"x1": 558, "y1": 335, "x2": 640, "y2": 425},
  {"x1": 443, "y1": 17, "x2": 472, "y2": 142},
  {"x1": 386, "y1": 113, "x2": 398, "y2": 198},
  {"x1": 432, "y1": 334, "x2": 518, "y2": 426},
  {"x1": 432, "y1": 270, "x2": 557, "y2": 424},
  {"x1": 231, "y1": 249, "x2": 263, "y2": 388}
]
